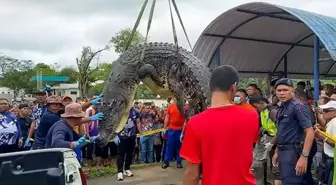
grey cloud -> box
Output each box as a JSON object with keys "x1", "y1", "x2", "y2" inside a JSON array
[{"x1": 0, "y1": 0, "x2": 335, "y2": 67}]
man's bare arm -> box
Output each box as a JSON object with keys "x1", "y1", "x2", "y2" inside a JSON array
[
  {"x1": 164, "y1": 114, "x2": 169, "y2": 129},
  {"x1": 182, "y1": 162, "x2": 201, "y2": 185},
  {"x1": 136, "y1": 119, "x2": 142, "y2": 135},
  {"x1": 316, "y1": 112, "x2": 327, "y2": 127},
  {"x1": 81, "y1": 103, "x2": 91, "y2": 111},
  {"x1": 302, "y1": 127, "x2": 315, "y2": 154},
  {"x1": 80, "y1": 117, "x2": 91, "y2": 123},
  {"x1": 28, "y1": 120, "x2": 36, "y2": 138}
]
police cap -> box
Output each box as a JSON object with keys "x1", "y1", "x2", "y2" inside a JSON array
[{"x1": 274, "y1": 78, "x2": 294, "y2": 89}]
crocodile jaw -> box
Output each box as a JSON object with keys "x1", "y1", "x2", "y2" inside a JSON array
[{"x1": 114, "y1": 89, "x2": 136, "y2": 134}]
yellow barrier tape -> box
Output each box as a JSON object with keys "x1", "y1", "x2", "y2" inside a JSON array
[
  {"x1": 29, "y1": 128, "x2": 164, "y2": 143},
  {"x1": 108, "y1": 128, "x2": 164, "y2": 142},
  {"x1": 317, "y1": 128, "x2": 336, "y2": 142}
]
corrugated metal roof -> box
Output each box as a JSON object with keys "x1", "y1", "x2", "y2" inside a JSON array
[{"x1": 192, "y1": 2, "x2": 336, "y2": 78}]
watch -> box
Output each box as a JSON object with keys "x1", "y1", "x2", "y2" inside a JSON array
[{"x1": 301, "y1": 151, "x2": 309, "y2": 157}]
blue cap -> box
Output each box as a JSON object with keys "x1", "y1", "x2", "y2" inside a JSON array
[{"x1": 274, "y1": 78, "x2": 294, "y2": 89}]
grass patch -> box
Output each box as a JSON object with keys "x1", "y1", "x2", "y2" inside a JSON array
[
  {"x1": 84, "y1": 166, "x2": 117, "y2": 179},
  {"x1": 84, "y1": 162, "x2": 161, "y2": 179}
]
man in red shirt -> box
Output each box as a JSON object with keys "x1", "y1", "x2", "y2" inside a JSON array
[{"x1": 180, "y1": 65, "x2": 260, "y2": 185}]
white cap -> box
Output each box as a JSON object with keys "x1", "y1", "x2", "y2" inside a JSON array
[{"x1": 319, "y1": 101, "x2": 336, "y2": 110}]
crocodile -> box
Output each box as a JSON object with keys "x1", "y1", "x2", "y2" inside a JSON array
[{"x1": 97, "y1": 42, "x2": 212, "y2": 146}]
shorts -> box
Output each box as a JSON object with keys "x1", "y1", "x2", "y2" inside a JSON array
[
  {"x1": 86, "y1": 142, "x2": 104, "y2": 160},
  {"x1": 102, "y1": 142, "x2": 118, "y2": 159}
]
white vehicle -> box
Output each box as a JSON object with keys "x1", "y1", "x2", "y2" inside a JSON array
[{"x1": 0, "y1": 148, "x2": 87, "y2": 185}]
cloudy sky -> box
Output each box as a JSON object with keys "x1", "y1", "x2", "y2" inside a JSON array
[{"x1": 1, "y1": 0, "x2": 335, "y2": 68}]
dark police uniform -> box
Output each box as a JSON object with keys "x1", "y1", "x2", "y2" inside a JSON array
[{"x1": 275, "y1": 78, "x2": 313, "y2": 185}]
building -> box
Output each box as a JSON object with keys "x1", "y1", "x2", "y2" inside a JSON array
[
  {"x1": 0, "y1": 87, "x2": 15, "y2": 101},
  {"x1": 52, "y1": 83, "x2": 80, "y2": 100}
]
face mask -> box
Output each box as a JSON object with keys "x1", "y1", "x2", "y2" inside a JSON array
[{"x1": 233, "y1": 97, "x2": 241, "y2": 104}]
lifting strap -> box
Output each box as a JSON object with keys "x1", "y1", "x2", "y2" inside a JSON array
[
  {"x1": 170, "y1": 0, "x2": 193, "y2": 51},
  {"x1": 125, "y1": 0, "x2": 192, "y2": 62},
  {"x1": 125, "y1": 0, "x2": 149, "y2": 51},
  {"x1": 140, "y1": 0, "x2": 156, "y2": 62},
  {"x1": 168, "y1": 0, "x2": 178, "y2": 48}
]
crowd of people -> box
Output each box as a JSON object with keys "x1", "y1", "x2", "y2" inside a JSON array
[
  {"x1": 180, "y1": 65, "x2": 336, "y2": 185},
  {"x1": 2, "y1": 65, "x2": 336, "y2": 185},
  {"x1": 0, "y1": 88, "x2": 187, "y2": 182}
]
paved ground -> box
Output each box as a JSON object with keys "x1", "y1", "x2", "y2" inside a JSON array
[{"x1": 88, "y1": 164, "x2": 184, "y2": 185}]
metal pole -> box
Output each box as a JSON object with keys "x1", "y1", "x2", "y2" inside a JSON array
[
  {"x1": 215, "y1": 47, "x2": 221, "y2": 67},
  {"x1": 313, "y1": 35, "x2": 320, "y2": 102},
  {"x1": 284, "y1": 54, "x2": 288, "y2": 78},
  {"x1": 40, "y1": 70, "x2": 43, "y2": 90},
  {"x1": 36, "y1": 69, "x2": 39, "y2": 90}
]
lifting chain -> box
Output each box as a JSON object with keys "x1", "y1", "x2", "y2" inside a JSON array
[{"x1": 124, "y1": 0, "x2": 193, "y2": 62}]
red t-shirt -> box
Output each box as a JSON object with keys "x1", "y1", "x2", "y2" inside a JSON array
[
  {"x1": 180, "y1": 105, "x2": 259, "y2": 185},
  {"x1": 167, "y1": 103, "x2": 186, "y2": 130}
]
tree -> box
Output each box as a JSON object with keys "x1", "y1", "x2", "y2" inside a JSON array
[
  {"x1": 91, "y1": 62, "x2": 112, "y2": 81},
  {"x1": 76, "y1": 46, "x2": 109, "y2": 97},
  {"x1": 88, "y1": 62, "x2": 112, "y2": 95},
  {"x1": 1, "y1": 70, "x2": 34, "y2": 97},
  {"x1": 58, "y1": 67, "x2": 78, "y2": 83},
  {"x1": 110, "y1": 28, "x2": 145, "y2": 54},
  {"x1": 34, "y1": 63, "x2": 58, "y2": 76},
  {"x1": 135, "y1": 84, "x2": 155, "y2": 99},
  {"x1": 0, "y1": 55, "x2": 34, "y2": 76},
  {"x1": 239, "y1": 78, "x2": 268, "y2": 93},
  {"x1": 88, "y1": 83, "x2": 104, "y2": 96}
]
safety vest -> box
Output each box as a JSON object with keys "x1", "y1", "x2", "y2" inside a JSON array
[{"x1": 260, "y1": 109, "x2": 277, "y2": 136}]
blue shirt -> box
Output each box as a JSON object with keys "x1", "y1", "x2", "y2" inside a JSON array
[
  {"x1": 0, "y1": 112, "x2": 21, "y2": 145},
  {"x1": 276, "y1": 99, "x2": 312, "y2": 145},
  {"x1": 32, "y1": 105, "x2": 47, "y2": 129},
  {"x1": 32, "y1": 110, "x2": 61, "y2": 149},
  {"x1": 45, "y1": 119, "x2": 79, "y2": 149},
  {"x1": 119, "y1": 107, "x2": 140, "y2": 138},
  {"x1": 17, "y1": 115, "x2": 32, "y2": 140}
]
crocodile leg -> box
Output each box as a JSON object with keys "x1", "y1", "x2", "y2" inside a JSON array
[
  {"x1": 137, "y1": 64, "x2": 173, "y2": 96},
  {"x1": 137, "y1": 64, "x2": 159, "y2": 80},
  {"x1": 168, "y1": 63, "x2": 186, "y2": 116}
]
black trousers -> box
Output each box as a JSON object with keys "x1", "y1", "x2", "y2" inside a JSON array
[
  {"x1": 117, "y1": 136, "x2": 136, "y2": 173},
  {"x1": 154, "y1": 145, "x2": 162, "y2": 162},
  {"x1": 81, "y1": 145, "x2": 87, "y2": 159},
  {"x1": 86, "y1": 142, "x2": 104, "y2": 160},
  {"x1": 0, "y1": 144, "x2": 18, "y2": 154}
]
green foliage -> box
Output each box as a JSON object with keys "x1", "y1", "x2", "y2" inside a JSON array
[
  {"x1": 1, "y1": 70, "x2": 33, "y2": 95},
  {"x1": 86, "y1": 167, "x2": 116, "y2": 179},
  {"x1": 135, "y1": 84, "x2": 161, "y2": 99},
  {"x1": 58, "y1": 67, "x2": 78, "y2": 83},
  {"x1": 88, "y1": 83, "x2": 104, "y2": 96},
  {"x1": 76, "y1": 46, "x2": 109, "y2": 97},
  {"x1": 110, "y1": 28, "x2": 145, "y2": 54},
  {"x1": 35, "y1": 63, "x2": 58, "y2": 76},
  {"x1": 91, "y1": 63, "x2": 112, "y2": 81},
  {"x1": 0, "y1": 56, "x2": 34, "y2": 75},
  {"x1": 238, "y1": 78, "x2": 268, "y2": 91}
]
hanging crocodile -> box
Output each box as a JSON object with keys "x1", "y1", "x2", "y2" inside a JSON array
[{"x1": 96, "y1": 42, "x2": 212, "y2": 146}]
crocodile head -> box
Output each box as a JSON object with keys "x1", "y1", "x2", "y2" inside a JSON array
[{"x1": 97, "y1": 54, "x2": 141, "y2": 146}]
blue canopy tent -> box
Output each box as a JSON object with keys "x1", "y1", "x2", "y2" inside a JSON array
[{"x1": 192, "y1": 2, "x2": 336, "y2": 101}]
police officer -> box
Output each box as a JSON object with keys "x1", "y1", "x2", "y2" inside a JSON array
[{"x1": 272, "y1": 78, "x2": 315, "y2": 185}]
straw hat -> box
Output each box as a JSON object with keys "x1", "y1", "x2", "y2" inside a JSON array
[
  {"x1": 46, "y1": 96, "x2": 62, "y2": 104},
  {"x1": 61, "y1": 103, "x2": 85, "y2": 118},
  {"x1": 62, "y1": 95, "x2": 73, "y2": 101}
]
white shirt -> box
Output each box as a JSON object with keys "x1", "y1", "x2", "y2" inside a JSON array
[{"x1": 324, "y1": 117, "x2": 336, "y2": 157}]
